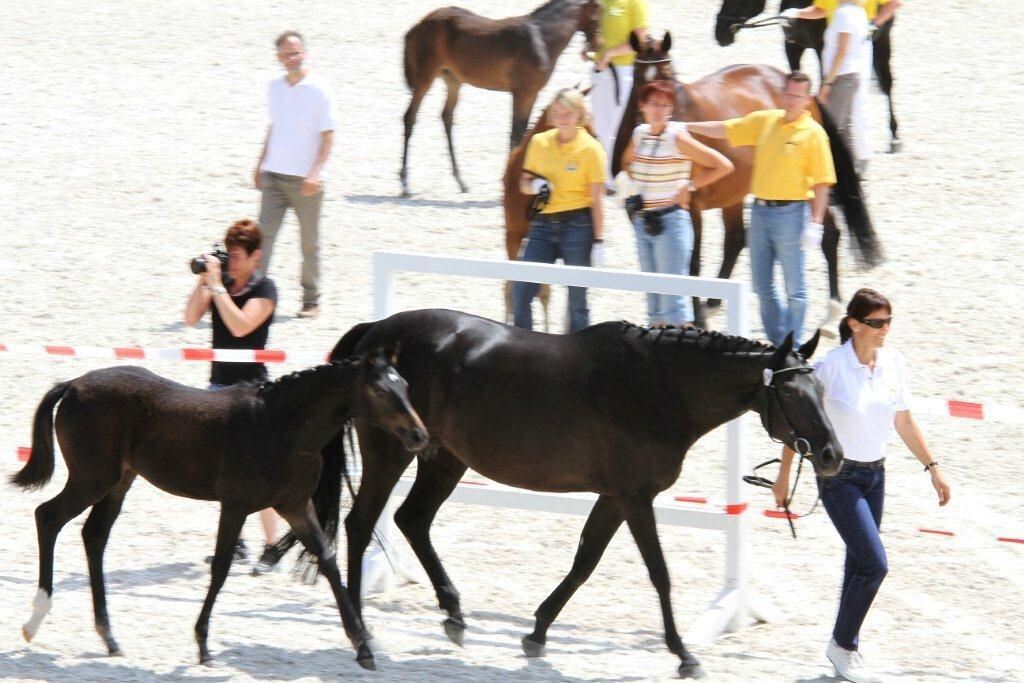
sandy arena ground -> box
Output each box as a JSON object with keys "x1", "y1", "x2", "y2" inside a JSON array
[{"x1": 2, "y1": 1, "x2": 1022, "y2": 681}]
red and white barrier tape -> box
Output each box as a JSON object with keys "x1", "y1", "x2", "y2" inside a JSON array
[{"x1": 0, "y1": 343, "x2": 327, "y2": 365}]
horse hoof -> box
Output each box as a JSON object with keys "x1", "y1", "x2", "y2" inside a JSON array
[
  {"x1": 706, "y1": 298, "x2": 722, "y2": 309},
  {"x1": 107, "y1": 644, "x2": 123, "y2": 657},
  {"x1": 200, "y1": 657, "x2": 216, "y2": 667},
  {"x1": 521, "y1": 635, "x2": 545, "y2": 658},
  {"x1": 889, "y1": 139, "x2": 902, "y2": 153},
  {"x1": 22, "y1": 626, "x2": 33, "y2": 643},
  {"x1": 677, "y1": 662, "x2": 706, "y2": 679},
  {"x1": 443, "y1": 617, "x2": 466, "y2": 647},
  {"x1": 400, "y1": 191, "x2": 412, "y2": 199},
  {"x1": 459, "y1": 186, "x2": 469, "y2": 194},
  {"x1": 357, "y1": 653, "x2": 377, "y2": 671}
]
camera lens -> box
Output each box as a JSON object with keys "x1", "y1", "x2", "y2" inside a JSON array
[{"x1": 190, "y1": 257, "x2": 208, "y2": 274}]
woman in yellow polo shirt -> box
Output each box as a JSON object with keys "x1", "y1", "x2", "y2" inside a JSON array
[{"x1": 514, "y1": 89, "x2": 608, "y2": 332}]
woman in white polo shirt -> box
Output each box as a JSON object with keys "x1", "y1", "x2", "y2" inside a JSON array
[{"x1": 773, "y1": 288, "x2": 951, "y2": 683}]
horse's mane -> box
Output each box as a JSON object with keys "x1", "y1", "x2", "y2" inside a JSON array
[
  {"x1": 616, "y1": 321, "x2": 775, "y2": 357},
  {"x1": 255, "y1": 359, "x2": 355, "y2": 400},
  {"x1": 530, "y1": 0, "x2": 581, "y2": 19}
]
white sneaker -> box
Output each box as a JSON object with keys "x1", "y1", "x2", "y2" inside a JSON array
[{"x1": 826, "y1": 639, "x2": 882, "y2": 683}]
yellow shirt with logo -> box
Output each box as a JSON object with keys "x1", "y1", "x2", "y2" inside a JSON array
[
  {"x1": 813, "y1": 0, "x2": 891, "y2": 22},
  {"x1": 600, "y1": 0, "x2": 650, "y2": 67},
  {"x1": 724, "y1": 109, "x2": 836, "y2": 200},
  {"x1": 524, "y1": 128, "x2": 608, "y2": 213}
]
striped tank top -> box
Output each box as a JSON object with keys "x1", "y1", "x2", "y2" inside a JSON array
[{"x1": 628, "y1": 122, "x2": 692, "y2": 209}]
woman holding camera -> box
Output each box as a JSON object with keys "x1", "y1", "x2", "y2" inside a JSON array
[
  {"x1": 620, "y1": 81, "x2": 734, "y2": 326},
  {"x1": 515, "y1": 88, "x2": 607, "y2": 333},
  {"x1": 184, "y1": 218, "x2": 283, "y2": 573},
  {"x1": 773, "y1": 288, "x2": 951, "y2": 683}
]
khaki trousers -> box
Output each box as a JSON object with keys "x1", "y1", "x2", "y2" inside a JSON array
[{"x1": 258, "y1": 172, "x2": 322, "y2": 305}]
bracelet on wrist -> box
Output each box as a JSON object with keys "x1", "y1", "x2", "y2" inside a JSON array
[
  {"x1": 211, "y1": 285, "x2": 228, "y2": 297},
  {"x1": 923, "y1": 460, "x2": 939, "y2": 472},
  {"x1": 592, "y1": 238, "x2": 604, "y2": 244}
]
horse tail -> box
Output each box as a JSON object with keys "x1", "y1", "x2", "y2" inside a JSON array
[
  {"x1": 813, "y1": 99, "x2": 884, "y2": 268},
  {"x1": 330, "y1": 321, "x2": 376, "y2": 361},
  {"x1": 11, "y1": 381, "x2": 71, "y2": 490},
  {"x1": 403, "y1": 22, "x2": 426, "y2": 91}
]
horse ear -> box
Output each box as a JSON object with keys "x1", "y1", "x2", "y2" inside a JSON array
[
  {"x1": 773, "y1": 332, "x2": 794, "y2": 366},
  {"x1": 629, "y1": 31, "x2": 642, "y2": 54},
  {"x1": 798, "y1": 330, "x2": 821, "y2": 360},
  {"x1": 662, "y1": 31, "x2": 672, "y2": 53}
]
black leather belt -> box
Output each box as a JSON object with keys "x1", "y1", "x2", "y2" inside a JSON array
[
  {"x1": 535, "y1": 207, "x2": 591, "y2": 222},
  {"x1": 644, "y1": 203, "x2": 682, "y2": 216},
  {"x1": 842, "y1": 458, "x2": 885, "y2": 470},
  {"x1": 754, "y1": 198, "x2": 803, "y2": 207}
]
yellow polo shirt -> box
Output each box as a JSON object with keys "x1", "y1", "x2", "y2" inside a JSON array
[
  {"x1": 813, "y1": 0, "x2": 891, "y2": 22},
  {"x1": 724, "y1": 109, "x2": 836, "y2": 200},
  {"x1": 524, "y1": 128, "x2": 608, "y2": 213},
  {"x1": 600, "y1": 0, "x2": 650, "y2": 67}
]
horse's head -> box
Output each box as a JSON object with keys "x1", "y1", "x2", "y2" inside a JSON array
[
  {"x1": 757, "y1": 331, "x2": 843, "y2": 477},
  {"x1": 715, "y1": 0, "x2": 767, "y2": 46},
  {"x1": 629, "y1": 31, "x2": 675, "y2": 90},
  {"x1": 353, "y1": 346, "x2": 428, "y2": 452},
  {"x1": 578, "y1": 0, "x2": 601, "y2": 54}
]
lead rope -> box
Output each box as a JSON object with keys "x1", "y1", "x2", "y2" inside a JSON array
[{"x1": 743, "y1": 439, "x2": 821, "y2": 539}]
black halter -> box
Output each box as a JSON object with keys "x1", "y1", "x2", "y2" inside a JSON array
[{"x1": 744, "y1": 364, "x2": 820, "y2": 538}]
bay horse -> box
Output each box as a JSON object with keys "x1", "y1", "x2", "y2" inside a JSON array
[
  {"x1": 715, "y1": 0, "x2": 901, "y2": 152},
  {"x1": 400, "y1": 0, "x2": 599, "y2": 197},
  {"x1": 610, "y1": 33, "x2": 883, "y2": 331},
  {"x1": 10, "y1": 349, "x2": 427, "y2": 671},
  {"x1": 304, "y1": 309, "x2": 844, "y2": 677}
]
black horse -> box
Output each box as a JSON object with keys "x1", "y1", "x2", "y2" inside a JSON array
[
  {"x1": 715, "y1": 0, "x2": 901, "y2": 152},
  {"x1": 298, "y1": 309, "x2": 843, "y2": 678},
  {"x1": 10, "y1": 349, "x2": 427, "y2": 671}
]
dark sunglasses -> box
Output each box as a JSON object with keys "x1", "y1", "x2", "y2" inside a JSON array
[{"x1": 857, "y1": 316, "x2": 893, "y2": 329}]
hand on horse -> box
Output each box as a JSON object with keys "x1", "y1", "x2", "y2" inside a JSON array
[
  {"x1": 772, "y1": 475, "x2": 790, "y2": 508},
  {"x1": 301, "y1": 176, "x2": 322, "y2": 197},
  {"x1": 801, "y1": 221, "x2": 824, "y2": 251}
]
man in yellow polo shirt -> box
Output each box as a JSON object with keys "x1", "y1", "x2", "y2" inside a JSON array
[
  {"x1": 687, "y1": 72, "x2": 835, "y2": 346},
  {"x1": 589, "y1": 0, "x2": 649, "y2": 188}
]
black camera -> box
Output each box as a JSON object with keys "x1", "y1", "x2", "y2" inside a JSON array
[
  {"x1": 625, "y1": 194, "x2": 644, "y2": 223},
  {"x1": 189, "y1": 246, "x2": 234, "y2": 288},
  {"x1": 525, "y1": 182, "x2": 552, "y2": 221}
]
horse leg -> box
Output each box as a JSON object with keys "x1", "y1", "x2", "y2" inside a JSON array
[
  {"x1": 393, "y1": 449, "x2": 469, "y2": 645},
  {"x1": 708, "y1": 203, "x2": 746, "y2": 309},
  {"x1": 194, "y1": 505, "x2": 246, "y2": 665},
  {"x1": 81, "y1": 471, "x2": 137, "y2": 655},
  {"x1": 873, "y1": 30, "x2": 899, "y2": 152},
  {"x1": 689, "y1": 208, "x2": 706, "y2": 327},
  {"x1": 784, "y1": 40, "x2": 805, "y2": 74},
  {"x1": 440, "y1": 70, "x2": 468, "y2": 193},
  {"x1": 401, "y1": 85, "x2": 429, "y2": 197},
  {"x1": 345, "y1": 427, "x2": 415, "y2": 616},
  {"x1": 23, "y1": 483, "x2": 93, "y2": 643},
  {"x1": 624, "y1": 497, "x2": 702, "y2": 678},
  {"x1": 522, "y1": 495, "x2": 623, "y2": 657},
  {"x1": 818, "y1": 209, "x2": 844, "y2": 339},
  {"x1": 279, "y1": 501, "x2": 375, "y2": 670},
  {"x1": 510, "y1": 89, "x2": 539, "y2": 149}
]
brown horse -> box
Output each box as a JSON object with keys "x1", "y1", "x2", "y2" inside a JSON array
[
  {"x1": 609, "y1": 33, "x2": 882, "y2": 328},
  {"x1": 400, "y1": 0, "x2": 599, "y2": 197}
]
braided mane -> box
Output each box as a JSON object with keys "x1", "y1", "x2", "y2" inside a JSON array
[
  {"x1": 255, "y1": 358, "x2": 356, "y2": 399},
  {"x1": 616, "y1": 321, "x2": 775, "y2": 357}
]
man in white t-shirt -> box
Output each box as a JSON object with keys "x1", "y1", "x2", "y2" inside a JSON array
[
  {"x1": 254, "y1": 31, "x2": 337, "y2": 319},
  {"x1": 785, "y1": 1, "x2": 868, "y2": 167}
]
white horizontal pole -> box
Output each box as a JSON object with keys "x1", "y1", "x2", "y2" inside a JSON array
[{"x1": 374, "y1": 251, "x2": 747, "y2": 301}]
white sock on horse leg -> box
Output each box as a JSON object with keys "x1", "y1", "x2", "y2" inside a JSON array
[{"x1": 23, "y1": 588, "x2": 52, "y2": 641}]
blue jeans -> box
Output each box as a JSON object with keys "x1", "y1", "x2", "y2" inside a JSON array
[
  {"x1": 748, "y1": 202, "x2": 808, "y2": 345},
  {"x1": 633, "y1": 208, "x2": 695, "y2": 325},
  {"x1": 513, "y1": 213, "x2": 593, "y2": 332},
  {"x1": 817, "y1": 463, "x2": 888, "y2": 651}
]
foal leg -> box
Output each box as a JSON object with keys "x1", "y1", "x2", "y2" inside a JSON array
[
  {"x1": 400, "y1": 84, "x2": 429, "y2": 197},
  {"x1": 82, "y1": 471, "x2": 136, "y2": 655},
  {"x1": 510, "y1": 88, "x2": 539, "y2": 149},
  {"x1": 280, "y1": 501, "x2": 375, "y2": 670},
  {"x1": 624, "y1": 498, "x2": 703, "y2": 678},
  {"x1": 873, "y1": 29, "x2": 900, "y2": 152},
  {"x1": 523, "y1": 495, "x2": 623, "y2": 657},
  {"x1": 688, "y1": 209, "x2": 706, "y2": 327},
  {"x1": 440, "y1": 70, "x2": 468, "y2": 193},
  {"x1": 194, "y1": 506, "x2": 246, "y2": 665},
  {"x1": 24, "y1": 483, "x2": 93, "y2": 643},
  {"x1": 394, "y1": 449, "x2": 468, "y2": 645},
  {"x1": 818, "y1": 209, "x2": 844, "y2": 338}
]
